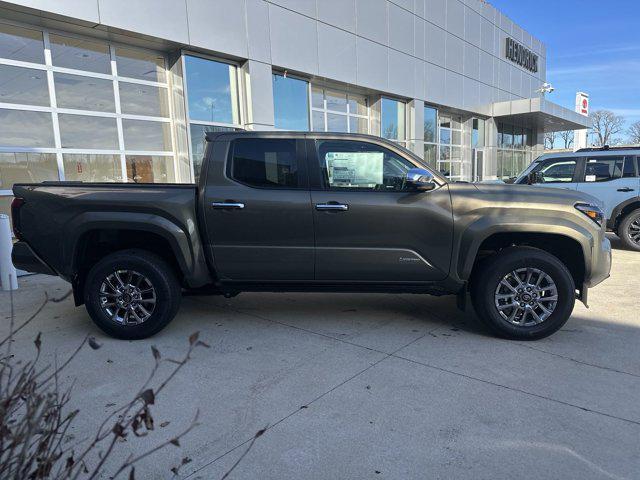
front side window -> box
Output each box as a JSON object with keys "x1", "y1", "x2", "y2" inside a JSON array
[
  {"x1": 582, "y1": 156, "x2": 624, "y2": 182},
  {"x1": 317, "y1": 140, "x2": 415, "y2": 191},
  {"x1": 381, "y1": 98, "x2": 406, "y2": 142},
  {"x1": 230, "y1": 138, "x2": 299, "y2": 189},
  {"x1": 272, "y1": 74, "x2": 309, "y2": 131},
  {"x1": 532, "y1": 157, "x2": 577, "y2": 183}
]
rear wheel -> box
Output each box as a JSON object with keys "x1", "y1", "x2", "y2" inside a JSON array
[
  {"x1": 470, "y1": 247, "x2": 575, "y2": 340},
  {"x1": 84, "y1": 250, "x2": 181, "y2": 339},
  {"x1": 618, "y1": 208, "x2": 640, "y2": 251}
]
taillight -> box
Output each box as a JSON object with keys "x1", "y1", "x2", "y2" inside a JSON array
[{"x1": 10, "y1": 197, "x2": 25, "y2": 239}]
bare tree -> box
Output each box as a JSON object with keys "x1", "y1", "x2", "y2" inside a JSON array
[
  {"x1": 628, "y1": 121, "x2": 640, "y2": 145},
  {"x1": 590, "y1": 110, "x2": 625, "y2": 146},
  {"x1": 559, "y1": 130, "x2": 574, "y2": 149},
  {"x1": 0, "y1": 291, "x2": 205, "y2": 479},
  {"x1": 544, "y1": 131, "x2": 557, "y2": 149}
]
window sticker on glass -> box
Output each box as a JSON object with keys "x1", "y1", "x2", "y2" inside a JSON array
[{"x1": 325, "y1": 151, "x2": 383, "y2": 187}]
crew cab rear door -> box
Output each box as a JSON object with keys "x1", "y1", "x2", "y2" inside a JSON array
[
  {"x1": 308, "y1": 137, "x2": 453, "y2": 282},
  {"x1": 201, "y1": 135, "x2": 314, "y2": 281}
]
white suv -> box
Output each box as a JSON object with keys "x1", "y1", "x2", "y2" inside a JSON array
[{"x1": 514, "y1": 147, "x2": 640, "y2": 250}]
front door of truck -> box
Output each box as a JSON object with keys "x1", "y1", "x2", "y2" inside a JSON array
[
  {"x1": 202, "y1": 136, "x2": 314, "y2": 281},
  {"x1": 308, "y1": 138, "x2": 453, "y2": 282}
]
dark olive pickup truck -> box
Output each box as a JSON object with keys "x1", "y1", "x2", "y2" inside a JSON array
[{"x1": 12, "y1": 132, "x2": 611, "y2": 340}]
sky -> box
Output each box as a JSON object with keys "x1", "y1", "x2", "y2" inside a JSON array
[{"x1": 489, "y1": 0, "x2": 640, "y2": 140}]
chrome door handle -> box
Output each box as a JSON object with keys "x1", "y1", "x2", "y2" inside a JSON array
[
  {"x1": 315, "y1": 203, "x2": 349, "y2": 211},
  {"x1": 212, "y1": 202, "x2": 245, "y2": 209},
  {"x1": 617, "y1": 188, "x2": 634, "y2": 192}
]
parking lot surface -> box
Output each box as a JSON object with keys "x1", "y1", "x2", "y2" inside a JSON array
[{"x1": 2, "y1": 234, "x2": 639, "y2": 479}]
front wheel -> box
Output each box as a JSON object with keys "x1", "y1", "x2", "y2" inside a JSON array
[
  {"x1": 470, "y1": 247, "x2": 575, "y2": 340},
  {"x1": 84, "y1": 250, "x2": 181, "y2": 340},
  {"x1": 618, "y1": 208, "x2": 640, "y2": 251}
]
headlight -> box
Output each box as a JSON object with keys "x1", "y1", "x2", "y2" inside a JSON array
[{"x1": 575, "y1": 203, "x2": 604, "y2": 226}]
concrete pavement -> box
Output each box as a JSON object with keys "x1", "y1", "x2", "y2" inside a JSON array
[{"x1": 1, "y1": 234, "x2": 639, "y2": 479}]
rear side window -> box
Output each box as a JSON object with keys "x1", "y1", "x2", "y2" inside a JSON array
[
  {"x1": 623, "y1": 156, "x2": 637, "y2": 177},
  {"x1": 230, "y1": 138, "x2": 300, "y2": 189},
  {"x1": 583, "y1": 156, "x2": 623, "y2": 182}
]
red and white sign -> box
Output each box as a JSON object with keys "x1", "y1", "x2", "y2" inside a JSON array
[{"x1": 575, "y1": 92, "x2": 589, "y2": 116}]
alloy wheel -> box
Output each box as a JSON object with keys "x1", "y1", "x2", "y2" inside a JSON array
[
  {"x1": 99, "y1": 270, "x2": 156, "y2": 325},
  {"x1": 494, "y1": 267, "x2": 558, "y2": 326},
  {"x1": 627, "y1": 215, "x2": 640, "y2": 246}
]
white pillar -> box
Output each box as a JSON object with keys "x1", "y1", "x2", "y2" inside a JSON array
[
  {"x1": 0, "y1": 214, "x2": 18, "y2": 291},
  {"x1": 241, "y1": 60, "x2": 275, "y2": 131},
  {"x1": 407, "y1": 99, "x2": 425, "y2": 158}
]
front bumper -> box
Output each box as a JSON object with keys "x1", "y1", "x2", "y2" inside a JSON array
[
  {"x1": 12, "y1": 241, "x2": 57, "y2": 276},
  {"x1": 586, "y1": 235, "x2": 612, "y2": 289}
]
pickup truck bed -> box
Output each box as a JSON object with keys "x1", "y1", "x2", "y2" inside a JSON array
[{"x1": 12, "y1": 182, "x2": 212, "y2": 294}]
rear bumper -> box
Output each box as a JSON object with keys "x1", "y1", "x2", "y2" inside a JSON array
[{"x1": 12, "y1": 241, "x2": 57, "y2": 276}]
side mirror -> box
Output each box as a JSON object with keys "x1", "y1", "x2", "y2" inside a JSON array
[
  {"x1": 527, "y1": 171, "x2": 541, "y2": 185},
  {"x1": 405, "y1": 168, "x2": 436, "y2": 191}
]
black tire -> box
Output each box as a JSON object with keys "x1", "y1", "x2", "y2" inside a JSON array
[
  {"x1": 618, "y1": 208, "x2": 640, "y2": 251},
  {"x1": 470, "y1": 247, "x2": 575, "y2": 340},
  {"x1": 84, "y1": 249, "x2": 181, "y2": 340}
]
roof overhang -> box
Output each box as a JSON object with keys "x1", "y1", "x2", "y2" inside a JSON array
[{"x1": 491, "y1": 97, "x2": 591, "y2": 132}]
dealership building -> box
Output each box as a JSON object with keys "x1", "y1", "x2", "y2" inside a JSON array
[{"x1": 0, "y1": 0, "x2": 590, "y2": 217}]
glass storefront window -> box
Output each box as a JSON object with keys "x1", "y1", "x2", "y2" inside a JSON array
[
  {"x1": 472, "y1": 118, "x2": 485, "y2": 148},
  {"x1": 349, "y1": 94, "x2": 368, "y2": 116},
  {"x1": 0, "y1": 25, "x2": 177, "y2": 186},
  {"x1": 326, "y1": 90, "x2": 347, "y2": 113},
  {"x1": 424, "y1": 143, "x2": 437, "y2": 169},
  {"x1": 311, "y1": 86, "x2": 369, "y2": 134},
  {"x1": 0, "y1": 65, "x2": 49, "y2": 106},
  {"x1": 189, "y1": 124, "x2": 236, "y2": 180},
  {"x1": 0, "y1": 109, "x2": 54, "y2": 147},
  {"x1": 118, "y1": 82, "x2": 170, "y2": 117},
  {"x1": 115, "y1": 47, "x2": 166, "y2": 83},
  {"x1": 273, "y1": 73, "x2": 309, "y2": 131},
  {"x1": 440, "y1": 128, "x2": 451, "y2": 144},
  {"x1": 349, "y1": 116, "x2": 369, "y2": 135},
  {"x1": 381, "y1": 97, "x2": 405, "y2": 141},
  {"x1": 424, "y1": 106, "x2": 437, "y2": 143},
  {"x1": 62, "y1": 154, "x2": 122, "y2": 182},
  {"x1": 327, "y1": 113, "x2": 348, "y2": 132},
  {"x1": 54, "y1": 72, "x2": 115, "y2": 112},
  {"x1": 0, "y1": 24, "x2": 44, "y2": 63},
  {"x1": 497, "y1": 122, "x2": 533, "y2": 180},
  {"x1": 185, "y1": 55, "x2": 238, "y2": 124},
  {"x1": 126, "y1": 155, "x2": 175, "y2": 183},
  {"x1": 122, "y1": 119, "x2": 172, "y2": 151},
  {"x1": 49, "y1": 34, "x2": 111, "y2": 74},
  {"x1": 0, "y1": 152, "x2": 58, "y2": 189},
  {"x1": 312, "y1": 111, "x2": 324, "y2": 132},
  {"x1": 58, "y1": 114, "x2": 119, "y2": 149}
]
